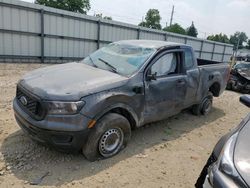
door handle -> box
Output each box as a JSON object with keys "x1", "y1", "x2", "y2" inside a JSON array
[{"x1": 176, "y1": 79, "x2": 185, "y2": 86}]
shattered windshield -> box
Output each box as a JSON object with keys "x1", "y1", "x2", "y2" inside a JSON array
[{"x1": 81, "y1": 43, "x2": 156, "y2": 76}]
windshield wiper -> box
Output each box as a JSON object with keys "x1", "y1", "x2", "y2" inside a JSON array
[
  {"x1": 88, "y1": 55, "x2": 98, "y2": 68},
  {"x1": 98, "y1": 58, "x2": 118, "y2": 73}
]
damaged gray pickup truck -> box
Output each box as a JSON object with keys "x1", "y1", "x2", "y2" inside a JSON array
[{"x1": 14, "y1": 40, "x2": 230, "y2": 161}]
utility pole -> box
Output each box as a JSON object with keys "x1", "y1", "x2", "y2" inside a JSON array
[
  {"x1": 170, "y1": 5, "x2": 175, "y2": 26},
  {"x1": 231, "y1": 36, "x2": 241, "y2": 67}
]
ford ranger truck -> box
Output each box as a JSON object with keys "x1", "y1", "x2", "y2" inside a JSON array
[{"x1": 13, "y1": 40, "x2": 230, "y2": 161}]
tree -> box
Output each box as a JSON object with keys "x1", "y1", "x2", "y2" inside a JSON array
[
  {"x1": 186, "y1": 21, "x2": 198, "y2": 37},
  {"x1": 207, "y1": 33, "x2": 230, "y2": 44},
  {"x1": 229, "y1": 32, "x2": 248, "y2": 49},
  {"x1": 247, "y1": 40, "x2": 250, "y2": 49},
  {"x1": 35, "y1": 0, "x2": 90, "y2": 14},
  {"x1": 138, "y1": 9, "x2": 162, "y2": 30},
  {"x1": 95, "y1": 13, "x2": 112, "y2": 20},
  {"x1": 103, "y1": 16, "x2": 112, "y2": 20},
  {"x1": 163, "y1": 23, "x2": 186, "y2": 35}
]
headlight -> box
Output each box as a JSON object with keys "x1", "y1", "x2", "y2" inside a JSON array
[
  {"x1": 218, "y1": 133, "x2": 238, "y2": 176},
  {"x1": 207, "y1": 164, "x2": 215, "y2": 185},
  {"x1": 46, "y1": 101, "x2": 85, "y2": 115}
]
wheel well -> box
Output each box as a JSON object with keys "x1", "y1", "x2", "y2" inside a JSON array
[
  {"x1": 209, "y1": 82, "x2": 220, "y2": 97},
  {"x1": 109, "y1": 107, "x2": 136, "y2": 129}
]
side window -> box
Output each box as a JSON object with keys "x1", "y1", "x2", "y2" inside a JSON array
[
  {"x1": 151, "y1": 53, "x2": 178, "y2": 77},
  {"x1": 184, "y1": 50, "x2": 194, "y2": 69}
]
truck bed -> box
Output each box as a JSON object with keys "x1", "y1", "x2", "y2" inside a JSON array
[
  {"x1": 196, "y1": 60, "x2": 229, "y2": 100},
  {"x1": 197, "y1": 58, "x2": 223, "y2": 66}
]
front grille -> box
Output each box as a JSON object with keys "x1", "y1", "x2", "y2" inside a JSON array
[{"x1": 16, "y1": 86, "x2": 45, "y2": 120}]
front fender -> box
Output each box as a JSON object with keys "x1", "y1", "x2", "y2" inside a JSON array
[
  {"x1": 80, "y1": 90, "x2": 144, "y2": 127},
  {"x1": 93, "y1": 102, "x2": 140, "y2": 127}
]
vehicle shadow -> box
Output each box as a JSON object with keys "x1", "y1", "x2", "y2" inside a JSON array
[{"x1": 0, "y1": 107, "x2": 225, "y2": 186}]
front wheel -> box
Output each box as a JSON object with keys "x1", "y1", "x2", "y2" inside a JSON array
[
  {"x1": 82, "y1": 113, "x2": 131, "y2": 161},
  {"x1": 192, "y1": 92, "x2": 213, "y2": 116}
]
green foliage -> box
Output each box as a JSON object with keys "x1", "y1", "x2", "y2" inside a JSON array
[
  {"x1": 229, "y1": 32, "x2": 248, "y2": 49},
  {"x1": 95, "y1": 13, "x2": 112, "y2": 20},
  {"x1": 247, "y1": 40, "x2": 250, "y2": 49},
  {"x1": 103, "y1": 16, "x2": 112, "y2": 20},
  {"x1": 35, "y1": 0, "x2": 90, "y2": 14},
  {"x1": 138, "y1": 9, "x2": 162, "y2": 30},
  {"x1": 186, "y1": 21, "x2": 198, "y2": 37},
  {"x1": 163, "y1": 23, "x2": 186, "y2": 35},
  {"x1": 207, "y1": 33, "x2": 230, "y2": 44}
]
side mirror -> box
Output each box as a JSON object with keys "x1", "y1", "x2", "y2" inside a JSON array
[
  {"x1": 240, "y1": 95, "x2": 250, "y2": 108},
  {"x1": 147, "y1": 72, "x2": 157, "y2": 81}
]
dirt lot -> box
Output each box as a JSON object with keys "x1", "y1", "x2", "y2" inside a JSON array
[{"x1": 0, "y1": 63, "x2": 249, "y2": 188}]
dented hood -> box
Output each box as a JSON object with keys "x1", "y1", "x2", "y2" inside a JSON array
[
  {"x1": 237, "y1": 68, "x2": 250, "y2": 81},
  {"x1": 19, "y1": 62, "x2": 128, "y2": 101}
]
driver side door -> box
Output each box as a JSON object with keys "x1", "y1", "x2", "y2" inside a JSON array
[{"x1": 143, "y1": 50, "x2": 187, "y2": 124}]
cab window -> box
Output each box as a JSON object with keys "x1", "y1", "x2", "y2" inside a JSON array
[{"x1": 151, "y1": 52, "x2": 178, "y2": 77}]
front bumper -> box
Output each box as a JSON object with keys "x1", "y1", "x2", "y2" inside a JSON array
[
  {"x1": 206, "y1": 163, "x2": 248, "y2": 188},
  {"x1": 228, "y1": 76, "x2": 250, "y2": 90},
  {"x1": 207, "y1": 164, "x2": 235, "y2": 188},
  {"x1": 203, "y1": 175, "x2": 212, "y2": 188},
  {"x1": 13, "y1": 98, "x2": 92, "y2": 152}
]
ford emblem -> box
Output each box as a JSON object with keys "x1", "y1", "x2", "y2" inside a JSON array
[{"x1": 20, "y1": 96, "x2": 28, "y2": 106}]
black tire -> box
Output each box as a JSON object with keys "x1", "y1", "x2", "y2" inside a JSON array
[
  {"x1": 192, "y1": 92, "x2": 213, "y2": 116},
  {"x1": 82, "y1": 113, "x2": 131, "y2": 161}
]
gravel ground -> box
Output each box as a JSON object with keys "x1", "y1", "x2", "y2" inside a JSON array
[{"x1": 0, "y1": 63, "x2": 249, "y2": 188}]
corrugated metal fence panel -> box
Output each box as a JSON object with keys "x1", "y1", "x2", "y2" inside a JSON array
[
  {"x1": 0, "y1": 0, "x2": 234, "y2": 63},
  {"x1": 224, "y1": 46, "x2": 233, "y2": 62},
  {"x1": 225, "y1": 46, "x2": 233, "y2": 55},
  {"x1": 0, "y1": 1, "x2": 41, "y2": 58},
  {"x1": 194, "y1": 52, "x2": 200, "y2": 59},
  {"x1": 140, "y1": 31, "x2": 165, "y2": 41},
  {"x1": 100, "y1": 24, "x2": 138, "y2": 41},
  {"x1": 213, "y1": 54, "x2": 223, "y2": 61},
  {"x1": 44, "y1": 14, "x2": 98, "y2": 40},
  {"x1": 203, "y1": 42, "x2": 214, "y2": 52},
  {"x1": 201, "y1": 52, "x2": 212, "y2": 60},
  {"x1": 187, "y1": 39, "x2": 202, "y2": 51},
  {"x1": 0, "y1": 31, "x2": 40, "y2": 56},
  {"x1": 0, "y1": 5, "x2": 40, "y2": 33},
  {"x1": 44, "y1": 38, "x2": 96, "y2": 57},
  {"x1": 214, "y1": 44, "x2": 224, "y2": 54},
  {"x1": 167, "y1": 35, "x2": 186, "y2": 44},
  {"x1": 224, "y1": 54, "x2": 231, "y2": 62}
]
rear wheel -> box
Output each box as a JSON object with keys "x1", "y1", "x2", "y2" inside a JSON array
[
  {"x1": 82, "y1": 113, "x2": 131, "y2": 161},
  {"x1": 192, "y1": 92, "x2": 213, "y2": 116}
]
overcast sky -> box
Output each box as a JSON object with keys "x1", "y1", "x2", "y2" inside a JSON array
[{"x1": 22, "y1": 0, "x2": 250, "y2": 38}]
